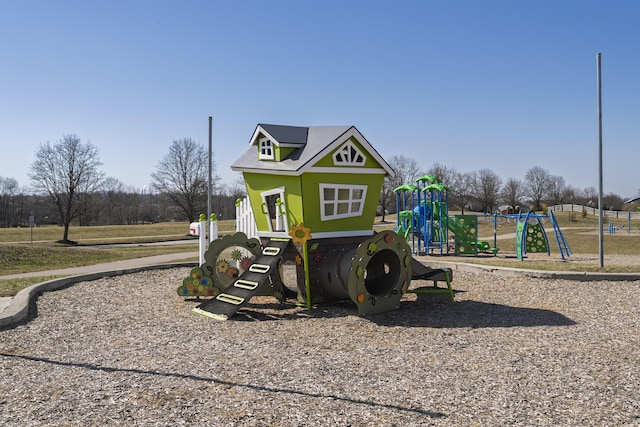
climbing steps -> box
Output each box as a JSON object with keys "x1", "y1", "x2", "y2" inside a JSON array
[{"x1": 193, "y1": 238, "x2": 290, "y2": 320}]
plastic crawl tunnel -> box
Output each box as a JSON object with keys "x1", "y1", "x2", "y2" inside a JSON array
[{"x1": 318, "y1": 230, "x2": 413, "y2": 316}]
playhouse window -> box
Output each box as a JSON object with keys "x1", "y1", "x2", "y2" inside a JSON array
[
  {"x1": 332, "y1": 141, "x2": 366, "y2": 166},
  {"x1": 320, "y1": 184, "x2": 367, "y2": 220},
  {"x1": 259, "y1": 137, "x2": 274, "y2": 160}
]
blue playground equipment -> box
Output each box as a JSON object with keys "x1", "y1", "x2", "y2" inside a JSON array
[
  {"x1": 394, "y1": 175, "x2": 451, "y2": 255},
  {"x1": 514, "y1": 210, "x2": 572, "y2": 260},
  {"x1": 394, "y1": 177, "x2": 572, "y2": 260}
]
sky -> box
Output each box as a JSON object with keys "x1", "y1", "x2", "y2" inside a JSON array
[{"x1": 1, "y1": 0, "x2": 639, "y2": 198}]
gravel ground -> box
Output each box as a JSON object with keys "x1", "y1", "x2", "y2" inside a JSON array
[{"x1": 1, "y1": 267, "x2": 639, "y2": 426}]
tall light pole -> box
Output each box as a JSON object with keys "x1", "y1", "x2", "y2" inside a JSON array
[
  {"x1": 208, "y1": 116, "x2": 213, "y2": 222},
  {"x1": 596, "y1": 53, "x2": 604, "y2": 268}
]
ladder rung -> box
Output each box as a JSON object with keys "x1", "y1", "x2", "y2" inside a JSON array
[
  {"x1": 249, "y1": 264, "x2": 270, "y2": 274},
  {"x1": 234, "y1": 279, "x2": 260, "y2": 290},
  {"x1": 262, "y1": 246, "x2": 281, "y2": 256},
  {"x1": 216, "y1": 293, "x2": 245, "y2": 305}
]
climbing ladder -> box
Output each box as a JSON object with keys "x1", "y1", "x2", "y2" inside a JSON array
[
  {"x1": 550, "y1": 210, "x2": 572, "y2": 260},
  {"x1": 193, "y1": 238, "x2": 290, "y2": 320}
]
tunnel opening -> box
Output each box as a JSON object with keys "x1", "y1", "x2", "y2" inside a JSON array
[{"x1": 363, "y1": 249, "x2": 401, "y2": 296}]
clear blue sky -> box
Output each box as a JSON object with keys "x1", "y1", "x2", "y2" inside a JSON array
[{"x1": 1, "y1": 1, "x2": 638, "y2": 198}]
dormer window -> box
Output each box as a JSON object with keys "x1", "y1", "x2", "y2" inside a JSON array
[
  {"x1": 259, "y1": 137, "x2": 274, "y2": 160},
  {"x1": 332, "y1": 140, "x2": 366, "y2": 166}
]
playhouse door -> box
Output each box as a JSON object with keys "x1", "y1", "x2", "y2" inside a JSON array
[{"x1": 260, "y1": 187, "x2": 288, "y2": 234}]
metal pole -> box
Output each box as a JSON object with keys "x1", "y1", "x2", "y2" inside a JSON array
[
  {"x1": 596, "y1": 53, "x2": 604, "y2": 268},
  {"x1": 208, "y1": 116, "x2": 213, "y2": 223}
]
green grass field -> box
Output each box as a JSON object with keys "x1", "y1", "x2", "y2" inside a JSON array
[
  {"x1": 1, "y1": 213, "x2": 638, "y2": 297},
  {"x1": 0, "y1": 220, "x2": 237, "y2": 244},
  {"x1": 0, "y1": 221, "x2": 234, "y2": 296}
]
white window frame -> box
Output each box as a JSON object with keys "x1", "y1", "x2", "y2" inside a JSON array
[
  {"x1": 319, "y1": 183, "x2": 368, "y2": 220},
  {"x1": 332, "y1": 140, "x2": 366, "y2": 166},
  {"x1": 260, "y1": 187, "x2": 288, "y2": 233},
  {"x1": 258, "y1": 137, "x2": 274, "y2": 160}
]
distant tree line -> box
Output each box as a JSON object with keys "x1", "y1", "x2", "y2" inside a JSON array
[
  {"x1": 1, "y1": 135, "x2": 246, "y2": 243},
  {"x1": 1, "y1": 137, "x2": 636, "y2": 242},
  {"x1": 378, "y1": 155, "x2": 631, "y2": 219},
  {"x1": 0, "y1": 187, "x2": 244, "y2": 229}
]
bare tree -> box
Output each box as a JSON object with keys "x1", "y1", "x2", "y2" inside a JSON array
[
  {"x1": 547, "y1": 175, "x2": 566, "y2": 206},
  {"x1": 449, "y1": 171, "x2": 477, "y2": 214},
  {"x1": 225, "y1": 173, "x2": 248, "y2": 200},
  {"x1": 426, "y1": 162, "x2": 456, "y2": 187},
  {"x1": 0, "y1": 176, "x2": 19, "y2": 227},
  {"x1": 217, "y1": 175, "x2": 248, "y2": 220},
  {"x1": 603, "y1": 193, "x2": 624, "y2": 210},
  {"x1": 474, "y1": 169, "x2": 502, "y2": 213},
  {"x1": 500, "y1": 178, "x2": 523, "y2": 213},
  {"x1": 579, "y1": 186, "x2": 598, "y2": 206},
  {"x1": 561, "y1": 184, "x2": 579, "y2": 204},
  {"x1": 388, "y1": 155, "x2": 424, "y2": 188},
  {"x1": 152, "y1": 138, "x2": 214, "y2": 223},
  {"x1": 378, "y1": 155, "x2": 425, "y2": 221},
  {"x1": 29, "y1": 135, "x2": 104, "y2": 243},
  {"x1": 122, "y1": 186, "x2": 143, "y2": 224},
  {"x1": 523, "y1": 166, "x2": 551, "y2": 211},
  {"x1": 102, "y1": 177, "x2": 126, "y2": 225},
  {"x1": 377, "y1": 175, "x2": 395, "y2": 222}
]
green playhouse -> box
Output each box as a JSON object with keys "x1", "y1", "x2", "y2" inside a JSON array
[{"x1": 179, "y1": 124, "x2": 454, "y2": 319}]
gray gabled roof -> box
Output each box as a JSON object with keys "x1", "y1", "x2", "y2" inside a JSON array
[
  {"x1": 231, "y1": 124, "x2": 394, "y2": 176},
  {"x1": 257, "y1": 124, "x2": 308, "y2": 146}
]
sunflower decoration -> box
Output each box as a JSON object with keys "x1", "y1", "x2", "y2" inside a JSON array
[
  {"x1": 289, "y1": 223, "x2": 312, "y2": 245},
  {"x1": 289, "y1": 223, "x2": 314, "y2": 310},
  {"x1": 216, "y1": 259, "x2": 230, "y2": 273}
]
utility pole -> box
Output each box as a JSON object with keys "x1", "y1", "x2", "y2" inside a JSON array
[
  {"x1": 208, "y1": 116, "x2": 213, "y2": 222},
  {"x1": 596, "y1": 53, "x2": 604, "y2": 268}
]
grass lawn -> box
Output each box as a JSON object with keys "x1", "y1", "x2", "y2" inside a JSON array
[
  {"x1": 0, "y1": 220, "x2": 236, "y2": 297},
  {"x1": 0, "y1": 220, "x2": 237, "y2": 244}
]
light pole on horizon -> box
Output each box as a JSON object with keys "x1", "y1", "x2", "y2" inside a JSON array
[
  {"x1": 208, "y1": 116, "x2": 213, "y2": 223},
  {"x1": 596, "y1": 52, "x2": 604, "y2": 268}
]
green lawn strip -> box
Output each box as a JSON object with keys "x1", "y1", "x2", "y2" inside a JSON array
[
  {"x1": 0, "y1": 276, "x2": 66, "y2": 297},
  {"x1": 0, "y1": 220, "x2": 237, "y2": 243},
  {"x1": 0, "y1": 244, "x2": 198, "y2": 276}
]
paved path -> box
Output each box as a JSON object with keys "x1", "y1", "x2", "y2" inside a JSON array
[{"x1": 0, "y1": 251, "x2": 198, "y2": 323}]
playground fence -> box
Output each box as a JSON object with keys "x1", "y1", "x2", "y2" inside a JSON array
[
  {"x1": 235, "y1": 197, "x2": 259, "y2": 239},
  {"x1": 548, "y1": 204, "x2": 640, "y2": 220}
]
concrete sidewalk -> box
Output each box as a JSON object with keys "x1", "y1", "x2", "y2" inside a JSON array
[{"x1": 0, "y1": 251, "x2": 198, "y2": 327}]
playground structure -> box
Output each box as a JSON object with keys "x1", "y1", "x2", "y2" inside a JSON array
[
  {"x1": 514, "y1": 210, "x2": 572, "y2": 260},
  {"x1": 393, "y1": 178, "x2": 572, "y2": 260},
  {"x1": 179, "y1": 124, "x2": 454, "y2": 320}
]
